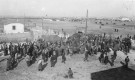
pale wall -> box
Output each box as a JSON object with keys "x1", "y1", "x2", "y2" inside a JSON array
[{"x1": 4, "y1": 23, "x2": 24, "y2": 33}]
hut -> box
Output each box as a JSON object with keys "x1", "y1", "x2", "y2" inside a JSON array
[{"x1": 4, "y1": 23, "x2": 24, "y2": 33}]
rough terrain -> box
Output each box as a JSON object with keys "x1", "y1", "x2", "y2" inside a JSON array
[{"x1": 1, "y1": 50, "x2": 135, "y2": 80}]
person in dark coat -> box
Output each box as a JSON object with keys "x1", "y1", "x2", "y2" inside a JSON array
[
  {"x1": 62, "y1": 50, "x2": 66, "y2": 63},
  {"x1": 32, "y1": 46, "x2": 38, "y2": 63},
  {"x1": 42, "y1": 49, "x2": 46, "y2": 61},
  {"x1": 50, "y1": 50, "x2": 57, "y2": 67},
  {"x1": 104, "y1": 54, "x2": 109, "y2": 65},
  {"x1": 48, "y1": 48, "x2": 53, "y2": 58},
  {"x1": 125, "y1": 56, "x2": 130, "y2": 68},
  {"x1": 84, "y1": 45, "x2": 89, "y2": 61},
  {"x1": 22, "y1": 45, "x2": 26, "y2": 57},
  {"x1": 28, "y1": 44, "x2": 34, "y2": 57},
  {"x1": 9, "y1": 42, "x2": 13, "y2": 55},
  {"x1": 99, "y1": 53, "x2": 104, "y2": 63},
  {"x1": 6, "y1": 55, "x2": 12, "y2": 71},
  {"x1": 4, "y1": 44, "x2": 8, "y2": 56},
  {"x1": 20, "y1": 45, "x2": 24, "y2": 58},
  {"x1": 68, "y1": 68, "x2": 73, "y2": 78},
  {"x1": 11, "y1": 46, "x2": 17, "y2": 69},
  {"x1": 113, "y1": 50, "x2": 117, "y2": 60},
  {"x1": 42, "y1": 48, "x2": 48, "y2": 62},
  {"x1": 17, "y1": 43, "x2": 21, "y2": 55},
  {"x1": 110, "y1": 55, "x2": 115, "y2": 66}
]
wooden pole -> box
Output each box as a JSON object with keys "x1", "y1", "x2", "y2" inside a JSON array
[
  {"x1": 85, "y1": 9, "x2": 88, "y2": 34},
  {"x1": 24, "y1": 13, "x2": 25, "y2": 26},
  {"x1": 42, "y1": 18, "x2": 43, "y2": 28}
]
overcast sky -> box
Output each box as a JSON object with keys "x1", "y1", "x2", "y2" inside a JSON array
[{"x1": 0, "y1": 0, "x2": 134, "y2": 18}]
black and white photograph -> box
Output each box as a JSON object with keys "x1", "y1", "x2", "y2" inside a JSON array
[{"x1": 0, "y1": 0, "x2": 135, "y2": 80}]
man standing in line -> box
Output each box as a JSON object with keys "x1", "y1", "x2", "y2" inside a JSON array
[
  {"x1": 50, "y1": 50, "x2": 57, "y2": 67},
  {"x1": 125, "y1": 56, "x2": 130, "y2": 68},
  {"x1": 84, "y1": 45, "x2": 89, "y2": 61},
  {"x1": 62, "y1": 50, "x2": 66, "y2": 63}
]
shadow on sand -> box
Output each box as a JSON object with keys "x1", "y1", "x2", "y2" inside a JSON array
[
  {"x1": 91, "y1": 66, "x2": 135, "y2": 80},
  {"x1": 11, "y1": 57, "x2": 25, "y2": 70},
  {"x1": 41, "y1": 63, "x2": 48, "y2": 71}
]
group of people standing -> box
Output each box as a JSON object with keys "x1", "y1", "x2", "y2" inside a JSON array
[
  {"x1": 0, "y1": 38, "x2": 69, "y2": 71},
  {"x1": 80, "y1": 33, "x2": 132, "y2": 67},
  {"x1": 0, "y1": 32, "x2": 133, "y2": 73}
]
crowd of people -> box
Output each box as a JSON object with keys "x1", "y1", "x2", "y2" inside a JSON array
[{"x1": 0, "y1": 32, "x2": 134, "y2": 78}]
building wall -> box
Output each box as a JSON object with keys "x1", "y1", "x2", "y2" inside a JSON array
[
  {"x1": 4, "y1": 23, "x2": 24, "y2": 33},
  {"x1": 0, "y1": 32, "x2": 32, "y2": 43}
]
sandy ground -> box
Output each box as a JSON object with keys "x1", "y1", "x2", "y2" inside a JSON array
[{"x1": 1, "y1": 49, "x2": 135, "y2": 80}]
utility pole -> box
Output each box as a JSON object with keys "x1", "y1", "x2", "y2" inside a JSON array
[
  {"x1": 42, "y1": 17, "x2": 43, "y2": 28},
  {"x1": 85, "y1": 9, "x2": 88, "y2": 34},
  {"x1": 24, "y1": 13, "x2": 25, "y2": 26}
]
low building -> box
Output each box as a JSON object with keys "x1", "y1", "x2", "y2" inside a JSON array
[
  {"x1": 43, "y1": 19, "x2": 53, "y2": 21},
  {"x1": 4, "y1": 23, "x2": 24, "y2": 33}
]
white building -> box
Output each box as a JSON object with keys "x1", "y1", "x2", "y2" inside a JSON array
[
  {"x1": 56, "y1": 20, "x2": 60, "y2": 21},
  {"x1": 121, "y1": 18, "x2": 131, "y2": 21},
  {"x1": 4, "y1": 23, "x2": 24, "y2": 33},
  {"x1": 43, "y1": 19, "x2": 53, "y2": 21}
]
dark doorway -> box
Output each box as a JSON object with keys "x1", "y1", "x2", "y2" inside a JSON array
[{"x1": 12, "y1": 25, "x2": 16, "y2": 30}]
